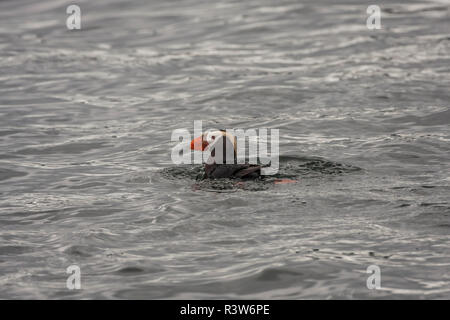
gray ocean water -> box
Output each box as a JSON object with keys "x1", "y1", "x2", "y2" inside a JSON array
[{"x1": 0, "y1": 0, "x2": 449, "y2": 299}]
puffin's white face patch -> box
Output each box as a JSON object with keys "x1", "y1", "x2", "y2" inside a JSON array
[{"x1": 204, "y1": 130, "x2": 236, "y2": 165}]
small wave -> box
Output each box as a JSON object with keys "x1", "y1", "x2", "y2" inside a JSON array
[
  {"x1": 158, "y1": 156, "x2": 360, "y2": 192},
  {"x1": 16, "y1": 142, "x2": 109, "y2": 155},
  {"x1": 0, "y1": 168, "x2": 27, "y2": 181}
]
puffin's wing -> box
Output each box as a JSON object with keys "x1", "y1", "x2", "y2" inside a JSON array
[
  {"x1": 233, "y1": 165, "x2": 261, "y2": 178},
  {"x1": 207, "y1": 165, "x2": 241, "y2": 179}
]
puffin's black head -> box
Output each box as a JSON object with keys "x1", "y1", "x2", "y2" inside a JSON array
[{"x1": 190, "y1": 130, "x2": 237, "y2": 164}]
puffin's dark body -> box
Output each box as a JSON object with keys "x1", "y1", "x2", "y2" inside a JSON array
[{"x1": 204, "y1": 163, "x2": 261, "y2": 179}]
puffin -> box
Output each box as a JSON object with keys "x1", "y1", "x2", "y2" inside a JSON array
[{"x1": 190, "y1": 130, "x2": 263, "y2": 179}]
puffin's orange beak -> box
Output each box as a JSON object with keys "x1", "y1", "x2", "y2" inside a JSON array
[{"x1": 190, "y1": 135, "x2": 209, "y2": 151}]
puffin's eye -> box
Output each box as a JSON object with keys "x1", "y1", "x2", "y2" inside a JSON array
[{"x1": 211, "y1": 136, "x2": 215, "y2": 139}]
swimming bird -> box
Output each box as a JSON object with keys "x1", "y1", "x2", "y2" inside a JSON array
[{"x1": 190, "y1": 130, "x2": 263, "y2": 179}]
